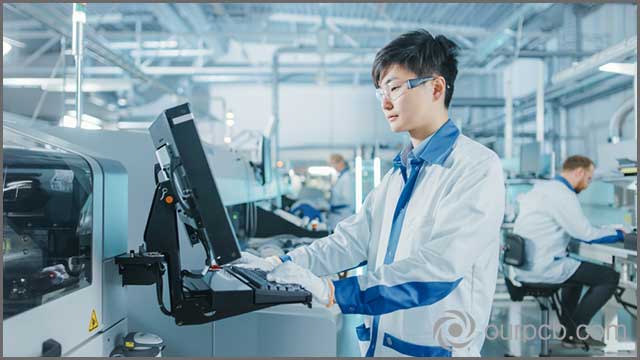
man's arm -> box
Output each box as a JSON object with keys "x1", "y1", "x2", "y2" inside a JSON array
[
  {"x1": 333, "y1": 156, "x2": 505, "y2": 315},
  {"x1": 286, "y1": 177, "x2": 379, "y2": 277},
  {"x1": 551, "y1": 193, "x2": 623, "y2": 243}
]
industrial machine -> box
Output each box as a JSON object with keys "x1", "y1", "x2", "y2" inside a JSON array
[
  {"x1": 2, "y1": 125, "x2": 128, "y2": 356},
  {"x1": 2, "y1": 109, "x2": 337, "y2": 357},
  {"x1": 115, "y1": 103, "x2": 313, "y2": 325}
]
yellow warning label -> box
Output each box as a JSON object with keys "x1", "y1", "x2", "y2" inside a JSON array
[{"x1": 89, "y1": 309, "x2": 99, "y2": 332}]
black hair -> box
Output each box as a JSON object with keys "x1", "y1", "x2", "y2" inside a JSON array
[{"x1": 372, "y1": 29, "x2": 460, "y2": 108}]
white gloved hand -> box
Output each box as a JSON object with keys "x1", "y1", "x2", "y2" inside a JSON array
[
  {"x1": 234, "y1": 251, "x2": 282, "y2": 272},
  {"x1": 267, "y1": 261, "x2": 333, "y2": 306}
]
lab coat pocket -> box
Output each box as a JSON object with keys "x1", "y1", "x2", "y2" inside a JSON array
[
  {"x1": 381, "y1": 332, "x2": 452, "y2": 357},
  {"x1": 355, "y1": 322, "x2": 371, "y2": 341}
]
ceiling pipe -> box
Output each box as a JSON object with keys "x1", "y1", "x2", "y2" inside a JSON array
[
  {"x1": 15, "y1": 4, "x2": 175, "y2": 95},
  {"x1": 12, "y1": 4, "x2": 222, "y2": 123},
  {"x1": 608, "y1": 98, "x2": 635, "y2": 144}
]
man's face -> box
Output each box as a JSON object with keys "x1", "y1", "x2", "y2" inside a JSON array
[
  {"x1": 377, "y1": 64, "x2": 436, "y2": 133},
  {"x1": 575, "y1": 165, "x2": 594, "y2": 193},
  {"x1": 329, "y1": 159, "x2": 343, "y2": 172}
]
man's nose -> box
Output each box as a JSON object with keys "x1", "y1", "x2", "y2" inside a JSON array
[{"x1": 382, "y1": 97, "x2": 393, "y2": 110}]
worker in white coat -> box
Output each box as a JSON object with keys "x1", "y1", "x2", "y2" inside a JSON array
[
  {"x1": 237, "y1": 30, "x2": 505, "y2": 357},
  {"x1": 513, "y1": 155, "x2": 624, "y2": 346},
  {"x1": 327, "y1": 154, "x2": 355, "y2": 231}
]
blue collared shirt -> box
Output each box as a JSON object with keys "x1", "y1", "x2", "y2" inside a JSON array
[
  {"x1": 398, "y1": 134, "x2": 433, "y2": 177},
  {"x1": 555, "y1": 175, "x2": 577, "y2": 193},
  {"x1": 392, "y1": 119, "x2": 460, "y2": 178}
]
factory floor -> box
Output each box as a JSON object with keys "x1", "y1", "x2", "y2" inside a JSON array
[
  {"x1": 482, "y1": 300, "x2": 637, "y2": 357},
  {"x1": 336, "y1": 299, "x2": 637, "y2": 357}
]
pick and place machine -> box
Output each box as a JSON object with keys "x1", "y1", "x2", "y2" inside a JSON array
[{"x1": 3, "y1": 123, "x2": 128, "y2": 356}]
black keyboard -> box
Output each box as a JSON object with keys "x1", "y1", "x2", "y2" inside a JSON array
[
  {"x1": 227, "y1": 266, "x2": 312, "y2": 306},
  {"x1": 624, "y1": 232, "x2": 637, "y2": 251}
]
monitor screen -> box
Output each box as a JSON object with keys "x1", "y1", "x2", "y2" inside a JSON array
[
  {"x1": 259, "y1": 135, "x2": 272, "y2": 185},
  {"x1": 519, "y1": 142, "x2": 541, "y2": 176},
  {"x1": 149, "y1": 103, "x2": 241, "y2": 265}
]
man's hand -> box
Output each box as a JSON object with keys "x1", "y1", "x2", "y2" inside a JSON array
[
  {"x1": 233, "y1": 252, "x2": 282, "y2": 272},
  {"x1": 267, "y1": 261, "x2": 334, "y2": 306}
]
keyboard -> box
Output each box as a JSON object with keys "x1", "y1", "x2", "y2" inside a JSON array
[
  {"x1": 624, "y1": 232, "x2": 637, "y2": 251},
  {"x1": 227, "y1": 266, "x2": 312, "y2": 306}
]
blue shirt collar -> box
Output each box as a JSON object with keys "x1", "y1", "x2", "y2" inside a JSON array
[
  {"x1": 393, "y1": 119, "x2": 460, "y2": 169},
  {"x1": 338, "y1": 166, "x2": 349, "y2": 178},
  {"x1": 555, "y1": 175, "x2": 577, "y2": 193}
]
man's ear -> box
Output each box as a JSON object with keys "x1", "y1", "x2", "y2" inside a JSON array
[{"x1": 432, "y1": 77, "x2": 446, "y2": 102}]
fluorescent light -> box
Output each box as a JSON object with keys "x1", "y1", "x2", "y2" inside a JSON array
[
  {"x1": 3, "y1": 78, "x2": 131, "y2": 92},
  {"x1": 373, "y1": 157, "x2": 381, "y2": 187},
  {"x1": 307, "y1": 166, "x2": 336, "y2": 176},
  {"x1": 598, "y1": 62, "x2": 635, "y2": 76},
  {"x1": 61, "y1": 115, "x2": 77, "y2": 128},
  {"x1": 67, "y1": 111, "x2": 102, "y2": 126},
  {"x1": 142, "y1": 40, "x2": 178, "y2": 49},
  {"x1": 118, "y1": 121, "x2": 151, "y2": 130},
  {"x1": 3, "y1": 40, "x2": 12, "y2": 56},
  {"x1": 130, "y1": 49, "x2": 213, "y2": 57},
  {"x1": 223, "y1": 136, "x2": 232, "y2": 144},
  {"x1": 226, "y1": 119, "x2": 235, "y2": 127},
  {"x1": 61, "y1": 112, "x2": 103, "y2": 130},
  {"x1": 355, "y1": 156, "x2": 363, "y2": 212}
]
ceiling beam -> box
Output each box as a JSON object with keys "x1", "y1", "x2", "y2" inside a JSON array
[{"x1": 461, "y1": 3, "x2": 554, "y2": 67}]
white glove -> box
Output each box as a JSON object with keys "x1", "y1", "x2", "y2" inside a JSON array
[
  {"x1": 267, "y1": 261, "x2": 333, "y2": 306},
  {"x1": 234, "y1": 251, "x2": 282, "y2": 272}
]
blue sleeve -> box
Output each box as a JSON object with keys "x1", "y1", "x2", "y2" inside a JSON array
[
  {"x1": 332, "y1": 276, "x2": 461, "y2": 315},
  {"x1": 579, "y1": 230, "x2": 624, "y2": 244}
]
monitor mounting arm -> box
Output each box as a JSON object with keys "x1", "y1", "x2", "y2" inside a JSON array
[{"x1": 115, "y1": 177, "x2": 276, "y2": 325}]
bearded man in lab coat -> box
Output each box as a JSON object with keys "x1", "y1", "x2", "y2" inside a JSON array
[
  {"x1": 327, "y1": 154, "x2": 356, "y2": 231},
  {"x1": 237, "y1": 29, "x2": 505, "y2": 356},
  {"x1": 513, "y1": 155, "x2": 624, "y2": 346}
]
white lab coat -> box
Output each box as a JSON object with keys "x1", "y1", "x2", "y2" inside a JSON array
[
  {"x1": 327, "y1": 168, "x2": 355, "y2": 230},
  {"x1": 513, "y1": 178, "x2": 622, "y2": 284},
  {"x1": 287, "y1": 120, "x2": 505, "y2": 357}
]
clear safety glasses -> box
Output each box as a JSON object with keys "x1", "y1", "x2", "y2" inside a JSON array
[{"x1": 375, "y1": 76, "x2": 434, "y2": 102}]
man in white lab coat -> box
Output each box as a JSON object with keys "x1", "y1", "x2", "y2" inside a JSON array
[
  {"x1": 513, "y1": 155, "x2": 624, "y2": 346},
  {"x1": 238, "y1": 30, "x2": 505, "y2": 356},
  {"x1": 327, "y1": 154, "x2": 355, "y2": 231}
]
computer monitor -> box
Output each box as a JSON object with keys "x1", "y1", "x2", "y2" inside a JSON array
[
  {"x1": 519, "y1": 142, "x2": 541, "y2": 177},
  {"x1": 257, "y1": 135, "x2": 272, "y2": 185},
  {"x1": 148, "y1": 103, "x2": 241, "y2": 265}
]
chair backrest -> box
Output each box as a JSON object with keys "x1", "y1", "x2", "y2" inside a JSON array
[
  {"x1": 503, "y1": 233, "x2": 526, "y2": 267},
  {"x1": 500, "y1": 233, "x2": 529, "y2": 301}
]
